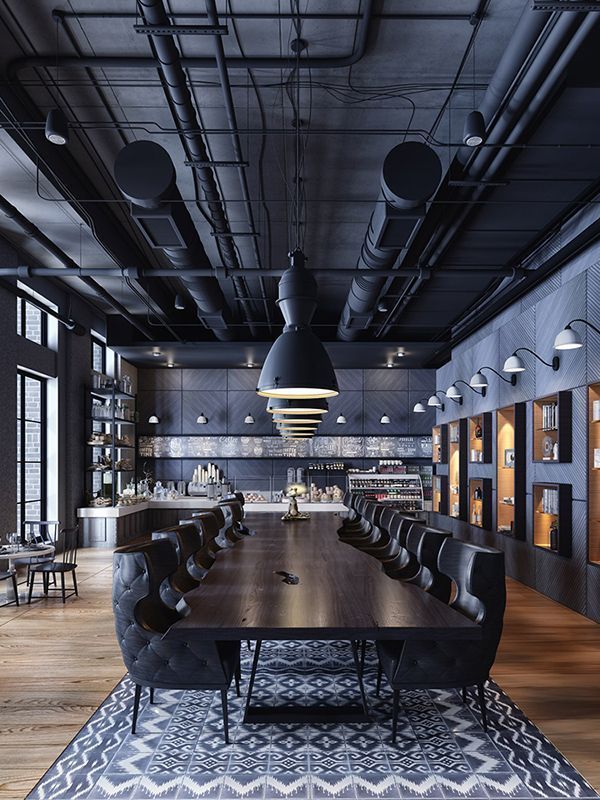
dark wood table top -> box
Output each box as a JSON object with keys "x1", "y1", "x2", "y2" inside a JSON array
[{"x1": 167, "y1": 512, "x2": 481, "y2": 641}]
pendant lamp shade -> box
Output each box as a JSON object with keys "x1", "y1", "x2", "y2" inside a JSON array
[
  {"x1": 336, "y1": 414, "x2": 347, "y2": 424},
  {"x1": 148, "y1": 415, "x2": 160, "y2": 424},
  {"x1": 266, "y1": 397, "x2": 328, "y2": 415},
  {"x1": 256, "y1": 326, "x2": 338, "y2": 399},
  {"x1": 196, "y1": 412, "x2": 208, "y2": 424},
  {"x1": 380, "y1": 414, "x2": 391, "y2": 424},
  {"x1": 273, "y1": 416, "x2": 320, "y2": 425},
  {"x1": 45, "y1": 108, "x2": 69, "y2": 145},
  {"x1": 244, "y1": 413, "x2": 255, "y2": 424},
  {"x1": 463, "y1": 110, "x2": 485, "y2": 147}
]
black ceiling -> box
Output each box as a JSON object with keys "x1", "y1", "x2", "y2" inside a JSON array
[{"x1": 0, "y1": 1, "x2": 599, "y2": 368}]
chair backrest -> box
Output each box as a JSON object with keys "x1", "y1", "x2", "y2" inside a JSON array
[
  {"x1": 233, "y1": 491, "x2": 245, "y2": 506},
  {"x1": 438, "y1": 538, "x2": 506, "y2": 670},
  {"x1": 342, "y1": 490, "x2": 352, "y2": 508},
  {"x1": 151, "y1": 524, "x2": 203, "y2": 598},
  {"x1": 378, "y1": 507, "x2": 401, "y2": 536},
  {"x1": 218, "y1": 499, "x2": 243, "y2": 523},
  {"x1": 178, "y1": 518, "x2": 205, "y2": 546},
  {"x1": 209, "y1": 505, "x2": 226, "y2": 530},
  {"x1": 57, "y1": 527, "x2": 79, "y2": 564},
  {"x1": 24, "y1": 520, "x2": 60, "y2": 545},
  {"x1": 388, "y1": 514, "x2": 416, "y2": 547},
  {"x1": 405, "y1": 526, "x2": 452, "y2": 602},
  {"x1": 192, "y1": 511, "x2": 220, "y2": 544}
]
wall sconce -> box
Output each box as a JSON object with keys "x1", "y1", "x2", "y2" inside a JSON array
[
  {"x1": 336, "y1": 414, "x2": 347, "y2": 424},
  {"x1": 244, "y1": 413, "x2": 255, "y2": 424},
  {"x1": 427, "y1": 393, "x2": 445, "y2": 411},
  {"x1": 196, "y1": 412, "x2": 208, "y2": 424},
  {"x1": 148, "y1": 415, "x2": 160, "y2": 424},
  {"x1": 447, "y1": 379, "x2": 485, "y2": 399},
  {"x1": 470, "y1": 365, "x2": 516, "y2": 388},
  {"x1": 412, "y1": 401, "x2": 427, "y2": 413},
  {"x1": 554, "y1": 319, "x2": 600, "y2": 350},
  {"x1": 503, "y1": 348, "x2": 559, "y2": 373},
  {"x1": 380, "y1": 413, "x2": 391, "y2": 424}
]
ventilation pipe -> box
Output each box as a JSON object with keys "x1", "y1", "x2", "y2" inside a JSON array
[
  {"x1": 136, "y1": 0, "x2": 256, "y2": 334},
  {"x1": 114, "y1": 140, "x2": 234, "y2": 341},
  {"x1": 337, "y1": 141, "x2": 442, "y2": 341}
]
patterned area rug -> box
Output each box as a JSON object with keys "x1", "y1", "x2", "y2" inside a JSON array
[{"x1": 28, "y1": 640, "x2": 598, "y2": 800}]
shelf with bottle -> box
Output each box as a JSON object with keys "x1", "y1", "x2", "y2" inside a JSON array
[
  {"x1": 448, "y1": 419, "x2": 467, "y2": 520},
  {"x1": 432, "y1": 424, "x2": 448, "y2": 465},
  {"x1": 432, "y1": 473, "x2": 448, "y2": 514},
  {"x1": 469, "y1": 478, "x2": 492, "y2": 529},
  {"x1": 533, "y1": 482, "x2": 571, "y2": 557},
  {"x1": 469, "y1": 413, "x2": 492, "y2": 464},
  {"x1": 496, "y1": 403, "x2": 526, "y2": 540},
  {"x1": 532, "y1": 391, "x2": 572, "y2": 463}
]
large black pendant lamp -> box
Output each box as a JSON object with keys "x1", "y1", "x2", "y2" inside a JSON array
[
  {"x1": 266, "y1": 397, "x2": 328, "y2": 416},
  {"x1": 257, "y1": 249, "x2": 338, "y2": 400}
]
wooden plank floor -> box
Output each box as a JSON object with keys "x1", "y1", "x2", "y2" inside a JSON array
[{"x1": 0, "y1": 547, "x2": 599, "y2": 799}]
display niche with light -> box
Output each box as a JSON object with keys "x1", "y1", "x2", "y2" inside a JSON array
[
  {"x1": 496, "y1": 403, "x2": 526, "y2": 539},
  {"x1": 432, "y1": 473, "x2": 448, "y2": 514},
  {"x1": 469, "y1": 413, "x2": 492, "y2": 464},
  {"x1": 448, "y1": 419, "x2": 468, "y2": 520},
  {"x1": 469, "y1": 478, "x2": 492, "y2": 529},
  {"x1": 432, "y1": 424, "x2": 448, "y2": 464},
  {"x1": 532, "y1": 483, "x2": 572, "y2": 557},
  {"x1": 532, "y1": 391, "x2": 572, "y2": 463},
  {"x1": 588, "y1": 383, "x2": 600, "y2": 565}
]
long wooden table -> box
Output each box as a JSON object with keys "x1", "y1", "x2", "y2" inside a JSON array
[{"x1": 167, "y1": 512, "x2": 481, "y2": 724}]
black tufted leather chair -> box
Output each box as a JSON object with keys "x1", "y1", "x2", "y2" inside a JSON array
[
  {"x1": 403, "y1": 526, "x2": 452, "y2": 603},
  {"x1": 218, "y1": 499, "x2": 246, "y2": 541},
  {"x1": 209, "y1": 505, "x2": 236, "y2": 549},
  {"x1": 230, "y1": 492, "x2": 256, "y2": 535},
  {"x1": 376, "y1": 538, "x2": 505, "y2": 741},
  {"x1": 151, "y1": 523, "x2": 204, "y2": 608},
  {"x1": 113, "y1": 539, "x2": 241, "y2": 741},
  {"x1": 339, "y1": 498, "x2": 377, "y2": 545},
  {"x1": 383, "y1": 517, "x2": 423, "y2": 579}
]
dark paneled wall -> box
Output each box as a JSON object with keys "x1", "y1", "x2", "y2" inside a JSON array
[
  {"x1": 432, "y1": 252, "x2": 600, "y2": 622},
  {"x1": 137, "y1": 367, "x2": 436, "y2": 491}
]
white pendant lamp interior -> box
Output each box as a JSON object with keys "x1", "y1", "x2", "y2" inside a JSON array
[{"x1": 244, "y1": 413, "x2": 255, "y2": 424}]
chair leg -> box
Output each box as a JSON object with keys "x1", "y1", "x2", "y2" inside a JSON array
[
  {"x1": 149, "y1": 687, "x2": 155, "y2": 704},
  {"x1": 72, "y1": 570, "x2": 78, "y2": 596},
  {"x1": 132, "y1": 684, "x2": 142, "y2": 734},
  {"x1": 28, "y1": 572, "x2": 35, "y2": 604},
  {"x1": 235, "y1": 663, "x2": 241, "y2": 697},
  {"x1": 477, "y1": 683, "x2": 488, "y2": 732},
  {"x1": 60, "y1": 572, "x2": 66, "y2": 604},
  {"x1": 221, "y1": 688, "x2": 230, "y2": 744},
  {"x1": 376, "y1": 662, "x2": 383, "y2": 697},
  {"x1": 246, "y1": 640, "x2": 252, "y2": 651},
  {"x1": 391, "y1": 689, "x2": 400, "y2": 744},
  {"x1": 360, "y1": 640, "x2": 367, "y2": 673},
  {"x1": 11, "y1": 573, "x2": 19, "y2": 606},
  {"x1": 462, "y1": 686, "x2": 467, "y2": 704},
  {"x1": 43, "y1": 572, "x2": 48, "y2": 596}
]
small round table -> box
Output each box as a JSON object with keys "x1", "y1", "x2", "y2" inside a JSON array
[{"x1": 0, "y1": 545, "x2": 55, "y2": 603}]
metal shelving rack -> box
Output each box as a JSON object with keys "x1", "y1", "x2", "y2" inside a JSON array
[
  {"x1": 346, "y1": 471, "x2": 424, "y2": 512},
  {"x1": 85, "y1": 380, "x2": 137, "y2": 507}
]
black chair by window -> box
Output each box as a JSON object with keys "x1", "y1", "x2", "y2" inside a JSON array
[
  {"x1": 27, "y1": 527, "x2": 79, "y2": 604},
  {"x1": 113, "y1": 539, "x2": 241, "y2": 742},
  {"x1": 0, "y1": 568, "x2": 19, "y2": 607},
  {"x1": 14, "y1": 520, "x2": 60, "y2": 586},
  {"x1": 376, "y1": 538, "x2": 505, "y2": 741}
]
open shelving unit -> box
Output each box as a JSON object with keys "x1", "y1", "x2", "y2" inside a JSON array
[
  {"x1": 532, "y1": 482, "x2": 572, "y2": 557},
  {"x1": 448, "y1": 419, "x2": 468, "y2": 520},
  {"x1": 346, "y1": 472, "x2": 424, "y2": 512},
  {"x1": 469, "y1": 413, "x2": 492, "y2": 464},
  {"x1": 432, "y1": 473, "x2": 448, "y2": 514},
  {"x1": 532, "y1": 391, "x2": 572, "y2": 463},
  {"x1": 496, "y1": 403, "x2": 526, "y2": 539},
  {"x1": 432, "y1": 424, "x2": 448, "y2": 464},
  {"x1": 469, "y1": 477, "x2": 492, "y2": 529},
  {"x1": 85, "y1": 379, "x2": 137, "y2": 507},
  {"x1": 588, "y1": 383, "x2": 600, "y2": 565}
]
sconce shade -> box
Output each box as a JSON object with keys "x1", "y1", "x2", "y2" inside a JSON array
[
  {"x1": 427, "y1": 394, "x2": 443, "y2": 408},
  {"x1": 470, "y1": 371, "x2": 488, "y2": 388},
  {"x1": 446, "y1": 384, "x2": 462, "y2": 399},
  {"x1": 502, "y1": 354, "x2": 526, "y2": 373},
  {"x1": 413, "y1": 402, "x2": 426, "y2": 413},
  {"x1": 554, "y1": 325, "x2": 583, "y2": 350},
  {"x1": 196, "y1": 413, "x2": 208, "y2": 424},
  {"x1": 336, "y1": 414, "x2": 347, "y2": 424},
  {"x1": 244, "y1": 413, "x2": 255, "y2": 424},
  {"x1": 380, "y1": 414, "x2": 391, "y2": 424},
  {"x1": 148, "y1": 415, "x2": 160, "y2": 424}
]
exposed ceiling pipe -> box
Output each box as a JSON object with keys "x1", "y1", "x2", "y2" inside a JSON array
[
  {"x1": 114, "y1": 140, "x2": 234, "y2": 341},
  {"x1": 377, "y1": 7, "x2": 597, "y2": 340},
  {"x1": 204, "y1": 0, "x2": 271, "y2": 332},
  {"x1": 4, "y1": 282, "x2": 85, "y2": 335},
  {"x1": 0, "y1": 192, "x2": 155, "y2": 341},
  {"x1": 9, "y1": 0, "x2": 374, "y2": 79},
  {"x1": 136, "y1": 0, "x2": 257, "y2": 336},
  {"x1": 336, "y1": 142, "x2": 442, "y2": 341}
]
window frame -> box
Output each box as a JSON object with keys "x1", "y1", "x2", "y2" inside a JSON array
[
  {"x1": 91, "y1": 336, "x2": 107, "y2": 374},
  {"x1": 17, "y1": 297, "x2": 48, "y2": 347},
  {"x1": 16, "y1": 370, "x2": 47, "y2": 537}
]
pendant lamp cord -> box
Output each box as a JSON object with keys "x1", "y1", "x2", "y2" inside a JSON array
[{"x1": 294, "y1": 1, "x2": 301, "y2": 251}]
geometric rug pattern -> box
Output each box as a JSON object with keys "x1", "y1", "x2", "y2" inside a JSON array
[{"x1": 27, "y1": 640, "x2": 599, "y2": 799}]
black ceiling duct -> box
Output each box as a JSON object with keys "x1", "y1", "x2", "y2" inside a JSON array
[
  {"x1": 337, "y1": 141, "x2": 442, "y2": 341},
  {"x1": 114, "y1": 140, "x2": 233, "y2": 340}
]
